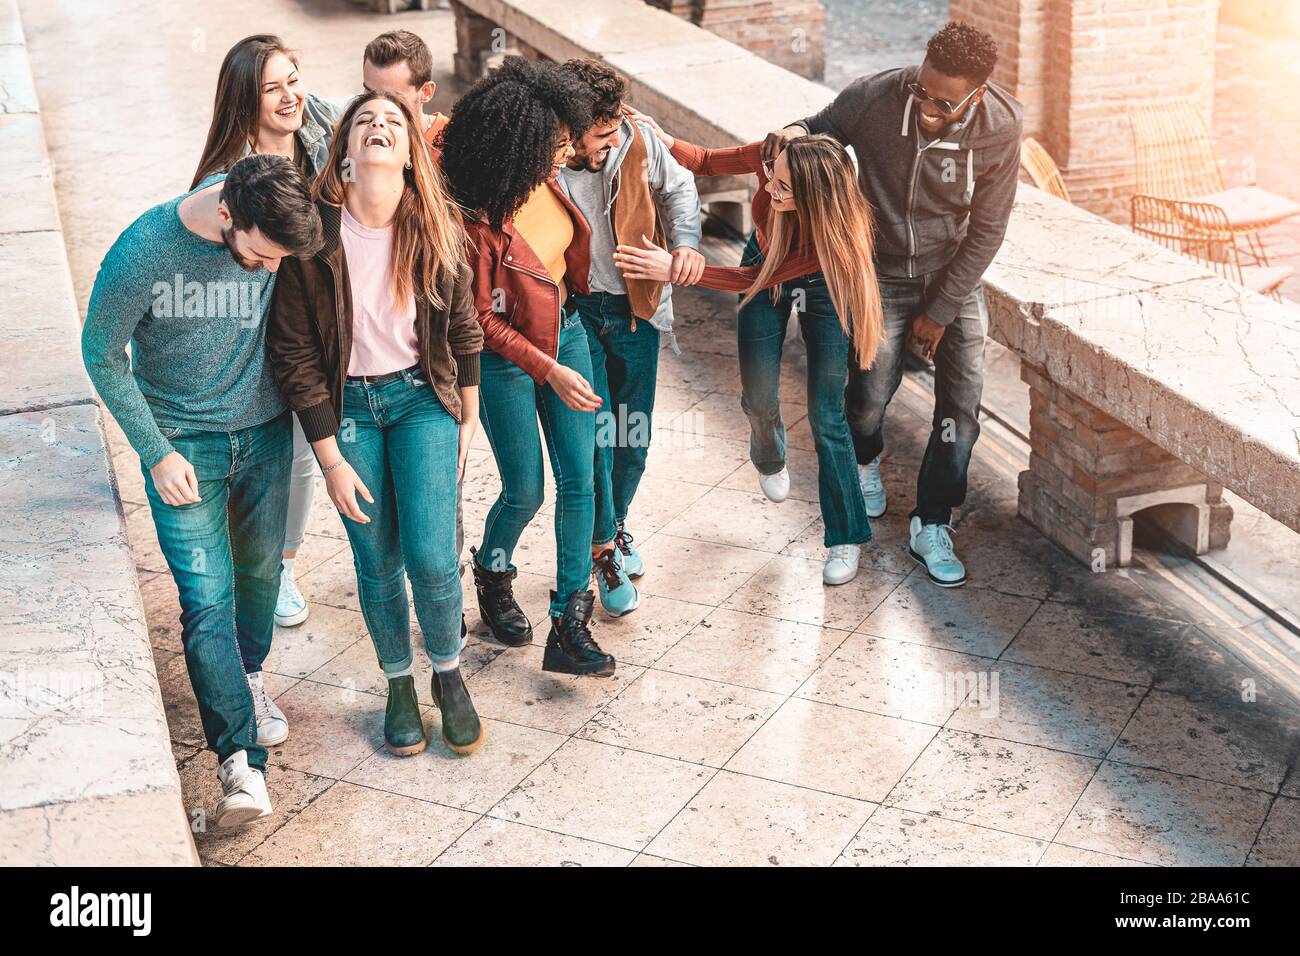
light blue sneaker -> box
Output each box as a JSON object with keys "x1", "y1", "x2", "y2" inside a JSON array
[
  {"x1": 615, "y1": 521, "x2": 644, "y2": 578},
  {"x1": 593, "y1": 547, "x2": 639, "y2": 616},
  {"x1": 274, "y1": 567, "x2": 309, "y2": 627},
  {"x1": 908, "y1": 517, "x2": 967, "y2": 588},
  {"x1": 858, "y1": 459, "x2": 887, "y2": 518}
]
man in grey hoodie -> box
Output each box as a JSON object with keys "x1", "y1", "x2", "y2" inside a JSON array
[
  {"x1": 558, "y1": 58, "x2": 703, "y2": 617},
  {"x1": 766, "y1": 20, "x2": 1023, "y2": 588}
]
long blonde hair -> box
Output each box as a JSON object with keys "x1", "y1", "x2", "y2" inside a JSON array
[
  {"x1": 314, "y1": 92, "x2": 464, "y2": 308},
  {"x1": 741, "y1": 135, "x2": 884, "y2": 369}
]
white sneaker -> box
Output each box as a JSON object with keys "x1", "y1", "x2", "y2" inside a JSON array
[
  {"x1": 823, "y1": 544, "x2": 861, "y2": 585},
  {"x1": 758, "y1": 466, "x2": 790, "y2": 503},
  {"x1": 246, "y1": 671, "x2": 289, "y2": 746},
  {"x1": 214, "y1": 750, "x2": 272, "y2": 829},
  {"x1": 274, "y1": 567, "x2": 309, "y2": 627},
  {"x1": 858, "y1": 459, "x2": 887, "y2": 518},
  {"x1": 908, "y1": 516, "x2": 967, "y2": 587}
]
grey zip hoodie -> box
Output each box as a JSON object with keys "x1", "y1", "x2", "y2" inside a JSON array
[
  {"x1": 558, "y1": 117, "x2": 702, "y2": 350},
  {"x1": 795, "y1": 65, "x2": 1023, "y2": 326}
]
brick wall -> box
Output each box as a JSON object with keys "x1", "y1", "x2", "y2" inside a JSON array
[{"x1": 646, "y1": 0, "x2": 826, "y2": 80}]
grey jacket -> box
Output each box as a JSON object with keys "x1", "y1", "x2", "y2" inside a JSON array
[
  {"x1": 795, "y1": 65, "x2": 1023, "y2": 326},
  {"x1": 558, "y1": 118, "x2": 701, "y2": 350}
]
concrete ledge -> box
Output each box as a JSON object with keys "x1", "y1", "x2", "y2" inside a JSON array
[{"x1": 0, "y1": 0, "x2": 195, "y2": 866}]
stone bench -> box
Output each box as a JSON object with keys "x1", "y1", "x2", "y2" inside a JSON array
[
  {"x1": 448, "y1": 0, "x2": 832, "y2": 233},
  {"x1": 987, "y1": 185, "x2": 1300, "y2": 568},
  {"x1": 0, "y1": 0, "x2": 196, "y2": 865}
]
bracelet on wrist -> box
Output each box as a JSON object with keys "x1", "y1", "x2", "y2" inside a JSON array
[{"x1": 320, "y1": 458, "x2": 347, "y2": 475}]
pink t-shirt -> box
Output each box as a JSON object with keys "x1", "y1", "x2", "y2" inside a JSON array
[{"x1": 341, "y1": 204, "x2": 419, "y2": 376}]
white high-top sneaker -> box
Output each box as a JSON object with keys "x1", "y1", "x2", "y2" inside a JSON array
[
  {"x1": 758, "y1": 466, "x2": 791, "y2": 503},
  {"x1": 215, "y1": 750, "x2": 272, "y2": 829},
  {"x1": 858, "y1": 459, "x2": 887, "y2": 518},
  {"x1": 274, "y1": 566, "x2": 309, "y2": 627},
  {"x1": 823, "y1": 544, "x2": 861, "y2": 585},
  {"x1": 246, "y1": 671, "x2": 289, "y2": 746}
]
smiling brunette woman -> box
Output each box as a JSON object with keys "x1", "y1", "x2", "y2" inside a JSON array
[
  {"x1": 192, "y1": 34, "x2": 347, "y2": 650},
  {"x1": 441, "y1": 57, "x2": 618, "y2": 679},
  {"x1": 267, "y1": 93, "x2": 486, "y2": 757}
]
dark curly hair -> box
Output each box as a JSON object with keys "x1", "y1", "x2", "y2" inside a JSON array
[
  {"x1": 441, "y1": 56, "x2": 594, "y2": 228},
  {"x1": 925, "y1": 21, "x2": 998, "y2": 85},
  {"x1": 560, "y1": 58, "x2": 627, "y2": 124}
]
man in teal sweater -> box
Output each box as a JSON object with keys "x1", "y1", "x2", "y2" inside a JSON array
[{"x1": 83, "y1": 155, "x2": 322, "y2": 828}]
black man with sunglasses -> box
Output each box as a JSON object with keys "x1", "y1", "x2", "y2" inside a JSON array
[{"x1": 762, "y1": 20, "x2": 1022, "y2": 589}]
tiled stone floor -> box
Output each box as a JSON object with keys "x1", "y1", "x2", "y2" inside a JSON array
[{"x1": 22, "y1": 0, "x2": 1300, "y2": 866}]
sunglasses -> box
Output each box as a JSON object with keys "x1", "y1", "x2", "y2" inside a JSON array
[{"x1": 906, "y1": 81, "x2": 983, "y2": 116}]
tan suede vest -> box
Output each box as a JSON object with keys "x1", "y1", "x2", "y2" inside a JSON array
[{"x1": 610, "y1": 123, "x2": 667, "y2": 327}]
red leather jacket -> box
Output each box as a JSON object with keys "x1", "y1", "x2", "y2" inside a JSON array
[{"x1": 463, "y1": 180, "x2": 591, "y2": 383}]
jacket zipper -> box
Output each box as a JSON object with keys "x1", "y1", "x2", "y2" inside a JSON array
[
  {"x1": 321, "y1": 253, "x2": 348, "y2": 425},
  {"x1": 503, "y1": 257, "x2": 562, "y2": 356}
]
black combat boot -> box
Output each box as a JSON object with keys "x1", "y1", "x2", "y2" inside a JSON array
[
  {"x1": 470, "y1": 546, "x2": 532, "y2": 647},
  {"x1": 543, "y1": 590, "x2": 615, "y2": 677}
]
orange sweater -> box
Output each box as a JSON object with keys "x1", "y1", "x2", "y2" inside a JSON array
[{"x1": 668, "y1": 139, "x2": 823, "y2": 293}]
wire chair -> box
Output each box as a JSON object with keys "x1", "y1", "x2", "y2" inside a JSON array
[{"x1": 1020, "y1": 137, "x2": 1071, "y2": 202}]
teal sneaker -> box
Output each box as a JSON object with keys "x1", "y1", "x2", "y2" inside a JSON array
[
  {"x1": 592, "y1": 547, "x2": 639, "y2": 616},
  {"x1": 858, "y1": 459, "x2": 887, "y2": 518},
  {"x1": 614, "y1": 521, "x2": 644, "y2": 578}
]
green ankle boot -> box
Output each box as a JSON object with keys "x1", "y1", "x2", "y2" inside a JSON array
[
  {"x1": 430, "y1": 667, "x2": 483, "y2": 755},
  {"x1": 384, "y1": 675, "x2": 427, "y2": 757}
]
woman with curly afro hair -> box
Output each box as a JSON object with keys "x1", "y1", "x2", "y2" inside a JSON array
[{"x1": 441, "y1": 57, "x2": 616, "y2": 678}]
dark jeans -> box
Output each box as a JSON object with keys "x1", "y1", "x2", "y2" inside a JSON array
[
  {"x1": 339, "y1": 369, "x2": 463, "y2": 667},
  {"x1": 737, "y1": 233, "x2": 871, "y2": 547},
  {"x1": 574, "y1": 291, "x2": 660, "y2": 546},
  {"x1": 846, "y1": 272, "x2": 988, "y2": 525},
  {"x1": 143, "y1": 410, "x2": 292, "y2": 771},
  {"x1": 478, "y1": 309, "x2": 596, "y2": 619}
]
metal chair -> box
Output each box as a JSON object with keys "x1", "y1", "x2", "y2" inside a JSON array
[
  {"x1": 1130, "y1": 194, "x2": 1292, "y2": 300},
  {"x1": 1020, "y1": 136, "x2": 1071, "y2": 202},
  {"x1": 1129, "y1": 99, "x2": 1300, "y2": 266}
]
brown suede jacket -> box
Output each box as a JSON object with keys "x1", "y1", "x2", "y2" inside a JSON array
[{"x1": 267, "y1": 201, "x2": 482, "y2": 442}]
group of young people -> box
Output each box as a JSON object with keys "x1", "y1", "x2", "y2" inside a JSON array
[{"x1": 82, "y1": 20, "x2": 1021, "y2": 828}]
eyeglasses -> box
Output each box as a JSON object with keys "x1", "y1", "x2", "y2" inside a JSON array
[
  {"x1": 906, "y1": 81, "x2": 983, "y2": 116},
  {"x1": 761, "y1": 160, "x2": 790, "y2": 200}
]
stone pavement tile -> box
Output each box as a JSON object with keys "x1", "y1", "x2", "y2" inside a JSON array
[
  {"x1": 1282, "y1": 764, "x2": 1300, "y2": 799},
  {"x1": 0, "y1": 791, "x2": 196, "y2": 867},
  {"x1": 0, "y1": 115, "x2": 58, "y2": 234},
  {"x1": 857, "y1": 575, "x2": 1041, "y2": 658},
  {"x1": 154, "y1": 652, "x2": 208, "y2": 750},
  {"x1": 645, "y1": 770, "x2": 873, "y2": 867},
  {"x1": 464, "y1": 643, "x2": 645, "y2": 735},
  {"x1": 652, "y1": 383, "x2": 708, "y2": 428},
  {"x1": 262, "y1": 604, "x2": 370, "y2": 680},
  {"x1": 1109, "y1": 689, "x2": 1296, "y2": 793},
  {"x1": 244, "y1": 781, "x2": 476, "y2": 867},
  {"x1": 124, "y1": 505, "x2": 168, "y2": 575},
  {"x1": 618, "y1": 475, "x2": 711, "y2": 535},
  {"x1": 305, "y1": 490, "x2": 347, "y2": 540},
  {"x1": 344, "y1": 717, "x2": 566, "y2": 814},
  {"x1": 642, "y1": 431, "x2": 750, "y2": 486},
  {"x1": 589, "y1": 592, "x2": 711, "y2": 668},
  {"x1": 295, "y1": 547, "x2": 360, "y2": 613},
  {"x1": 718, "y1": 441, "x2": 822, "y2": 503},
  {"x1": 682, "y1": 389, "x2": 808, "y2": 442},
  {"x1": 723, "y1": 554, "x2": 906, "y2": 631},
  {"x1": 727, "y1": 697, "x2": 936, "y2": 802},
  {"x1": 658, "y1": 347, "x2": 742, "y2": 393},
  {"x1": 268, "y1": 680, "x2": 388, "y2": 780},
  {"x1": 1246, "y1": 796, "x2": 1300, "y2": 867},
  {"x1": 139, "y1": 572, "x2": 183, "y2": 655},
  {"x1": 1058, "y1": 761, "x2": 1273, "y2": 867},
  {"x1": 796, "y1": 632, "x2": 994, "y2": 724},
  {"x1": 629, "y1": 853, "x2": 693, "y2": 866},
  {"x1": 888, "y1": 729, "x2": 1099, "y2": 841},
  {"x1": 577, "y1": 669, "x2": 783, "y2": 766},
  {"x1": 945, "y1": 661, "x2": 1143, "y2": 758},
  {"x1": 656, "y1": 607, "x2": 850, "y2": 695},
  {"x1": 782, "y1": 510, "x2": 916, "y2": 575},
  {"x1": 110, "y1": 448, "x2": 146, "y2": 507},
  {"x1": 1002, "y1": 601, "x2": 1236, "y2": 691},
  {"x1": 1037, "y1": 843, "x2": 1153, "y2": 867},
  {"x1": 177, "y1": 759, "x2": 332, "y2": 866},
  {"x1": 660, "y1": 486, "x2": 821, "y2": 554},
  {"x1": 634, "y1": 534, "x2": 771, "y2": 606},
  {"x1": 434, "y1": 816, "x2": 636, "y2": 867},
  {"x1": 492, "y1": 738, "x2": 711, "y2": 851},
  {"x1": 291, "y1": 530, "x2": 350, "y2": 578},
  {"x1": 836, "y1": 806, "x2": 1045, "y2": 866},
  {"x1": 308, "y1": 635, "x2": 505, "y2": 698}
]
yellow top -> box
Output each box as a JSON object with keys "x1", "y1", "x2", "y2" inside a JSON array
[{"x1": 512, "y1": 181, "x2": 572, "y2": 287}]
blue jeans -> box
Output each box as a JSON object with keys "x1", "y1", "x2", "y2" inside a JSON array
[
  {"x1": 339, "y1": 369, "x2": 463, "y2": 668},
  {"x1": 478, "y1": 309, "x2": 596, "y2": 619},
  {"x1": 846, "y1": 272, "x2": 988, "y2": 525},
  {"x1": 574, "y1": 291, "x2": 660, "y2": 545},
  {"x1": 737, "y1": 233, "x2": 871, "y2": 547},
  {"x1": 143, "y1": 411, "x2": 292, "y2": 771}
]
